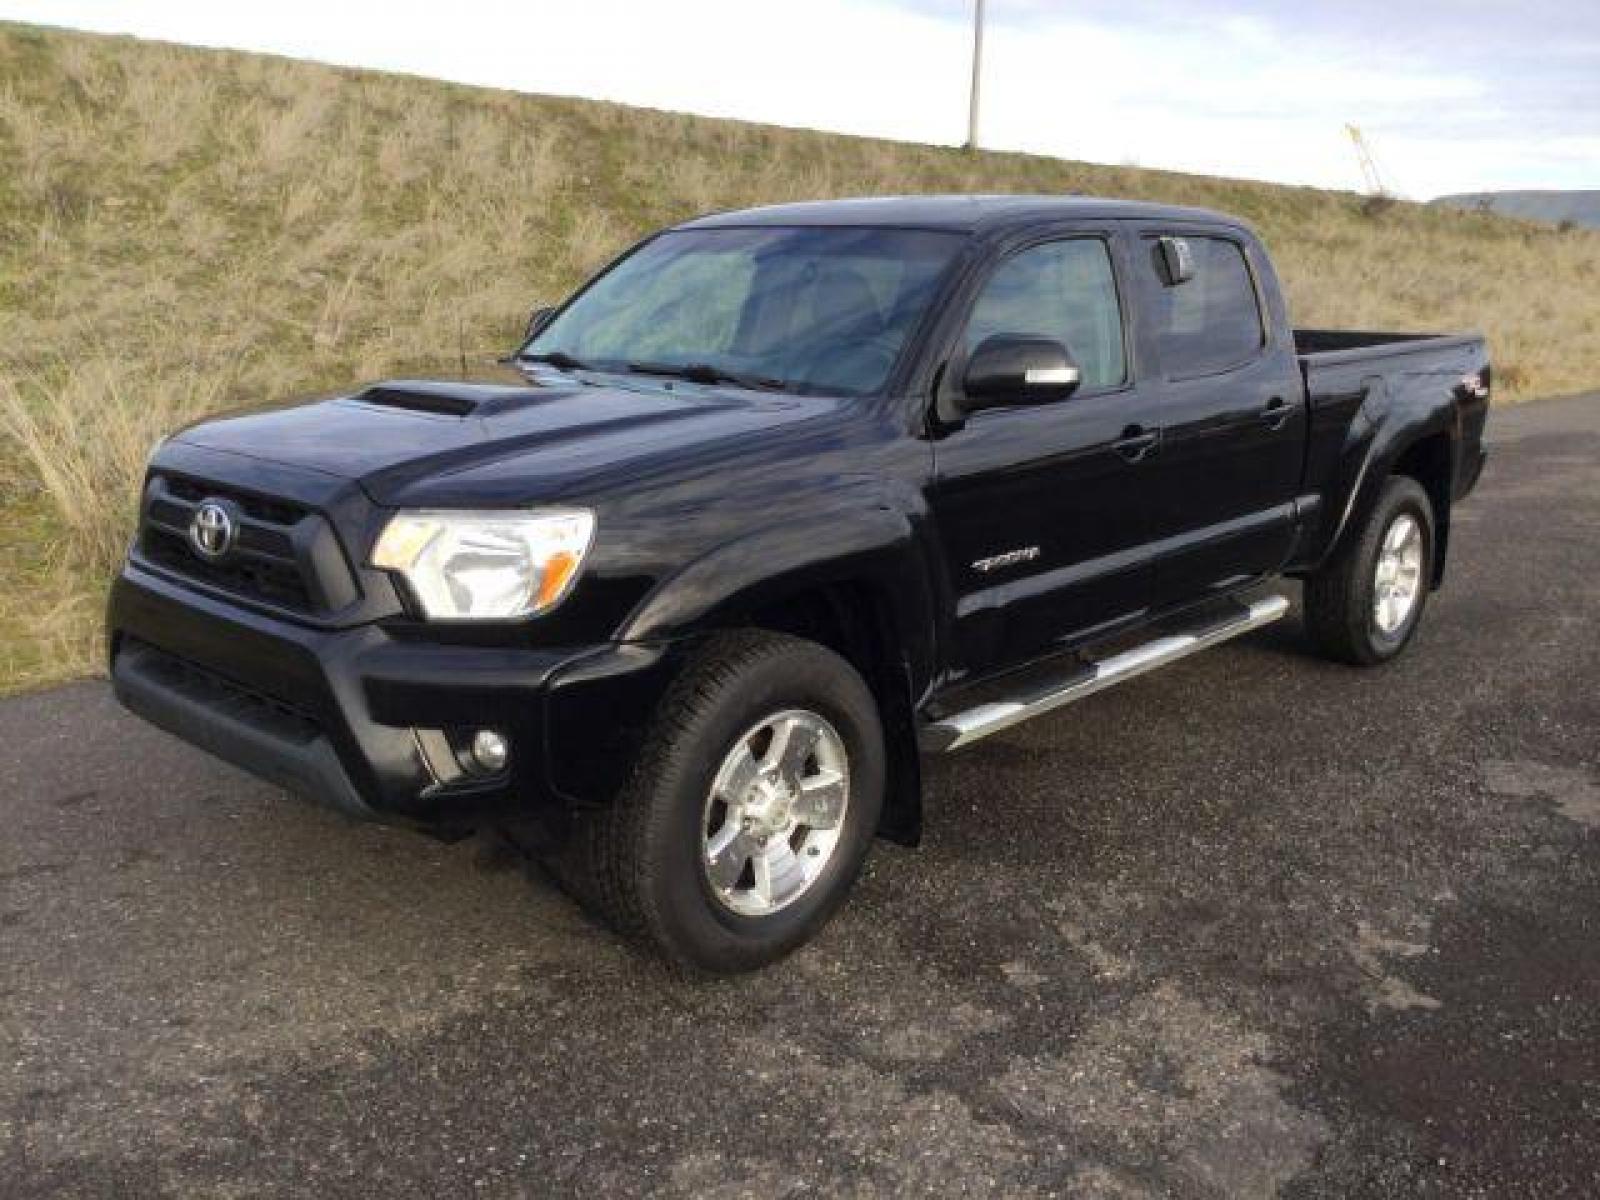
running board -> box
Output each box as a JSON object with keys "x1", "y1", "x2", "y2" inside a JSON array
[{"x1": 920, "y1": 594, "x2": 1290, "y2": 753}]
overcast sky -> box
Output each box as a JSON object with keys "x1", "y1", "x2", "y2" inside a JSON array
[{"x1": 4, "y1": 0, "x2": 1595, "y2": 198}]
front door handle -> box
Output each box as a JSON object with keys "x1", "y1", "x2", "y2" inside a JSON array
[
  {"x1": 1113, "y1": 426, "x2": 1161, "y2": 463},
  {"x1": 1260, "y1": 397, "x2": 1290, "y2": 431}
]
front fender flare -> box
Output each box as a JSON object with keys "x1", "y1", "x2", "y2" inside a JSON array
[{"x1": 618, "y1": 494, "x2": 934, "y2": 668}]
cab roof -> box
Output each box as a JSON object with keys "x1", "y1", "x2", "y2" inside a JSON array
[{"x1": 678, "y1": 194, "x2": 1249, "y2": 235}]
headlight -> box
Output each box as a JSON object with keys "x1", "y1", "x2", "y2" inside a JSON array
[{"x1": 370, "y1": 509, "x2": 595, "y2": 621}]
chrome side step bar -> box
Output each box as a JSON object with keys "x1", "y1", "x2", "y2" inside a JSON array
[{"x1": 920, "y1": 594, "x2": 1290, "y2": 753}]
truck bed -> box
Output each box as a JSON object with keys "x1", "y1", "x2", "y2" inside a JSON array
[{"x1": 1292, "y1": 327, "x2": 1491, "y2": 567}]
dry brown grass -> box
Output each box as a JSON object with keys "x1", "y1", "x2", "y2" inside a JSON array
[
  {"x1": 0, "y1": 364, "x2": 234, "y2": 682},
  {"x1": 2, "y1": 20, "x2": 1598, "y2": 693}
]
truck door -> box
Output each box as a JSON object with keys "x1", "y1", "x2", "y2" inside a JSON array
[
  {"x1": 1128, "y1": 228, "x2": 1305, "y2": 605},
  {"x1": 927, "y1": 231, "x2": 1167, "y2": 680}
]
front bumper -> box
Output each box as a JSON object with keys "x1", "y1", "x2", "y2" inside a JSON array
[{"x1": 108, "y1": 563, "x2": 678, "y2": 831}]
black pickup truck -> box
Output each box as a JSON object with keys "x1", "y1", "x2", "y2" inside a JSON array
[{"x1": 110, "y1": 196, "x2": 1489, "y2": 971}]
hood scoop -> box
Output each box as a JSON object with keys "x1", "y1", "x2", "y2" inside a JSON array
[{"x1": 351, "y1": 380, "x2": 556, "y2": 418}]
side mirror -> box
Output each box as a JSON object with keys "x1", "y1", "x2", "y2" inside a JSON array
[
  {"x1": 959, "y1": 335, "x2": 1082, "y2": 414},
  {"x1": 1154, "y1": 236, "x2": 1195, "y2": 286},
  {"x1": 524, "y1": 305, "x2": 556, "y2": 339}
]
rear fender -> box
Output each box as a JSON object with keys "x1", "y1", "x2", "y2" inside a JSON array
[{"x1": 1317, "y1": 391, "x2": 1457, "y2": 580}]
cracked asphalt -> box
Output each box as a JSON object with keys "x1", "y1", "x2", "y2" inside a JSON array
[{"x1": 3, "y1": 393, "x2": 1598, "y2": 1198}]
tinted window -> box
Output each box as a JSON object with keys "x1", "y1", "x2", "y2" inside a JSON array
[
  {"x1": 1143, "y1": 236, "x2": 1264, "y2": 376},
  {"x1": 963, "y1": 240, "x2": 1126, "y2": 390},
  {"x1": 526, "y1": 227, "x2": 964, "y2": 396}
]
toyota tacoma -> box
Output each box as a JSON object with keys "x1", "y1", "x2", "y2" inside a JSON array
[{"x1": 109, "y1": 196, "x2": 1490, "y2": 971}]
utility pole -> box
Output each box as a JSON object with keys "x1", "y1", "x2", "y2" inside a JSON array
[{"x1": 966, "y1": 0, "x2": 985, "y2": 150}]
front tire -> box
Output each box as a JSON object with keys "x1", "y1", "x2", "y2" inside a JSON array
[
  {"x1": 548, "y1": 631, "x2": 885, "y2": 973},
  {"x1": 1304, "y1": 475, "x2": 1435, "y2": 665}
]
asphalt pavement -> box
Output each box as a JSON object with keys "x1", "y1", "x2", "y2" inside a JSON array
[{"x1": 2, "y1": 393, "x2": 1598, "y2": 1198}]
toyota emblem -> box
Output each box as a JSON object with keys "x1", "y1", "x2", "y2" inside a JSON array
[{"x1": 188, "y1": 500, "x2": 238, "y2": 562}]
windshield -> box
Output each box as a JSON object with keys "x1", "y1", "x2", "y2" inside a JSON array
[{"x1": 522, "y1": 226, "x2": 966, "y2": 396}]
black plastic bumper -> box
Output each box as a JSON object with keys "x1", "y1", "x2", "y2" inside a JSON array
[
  {"x1": 108, "y1": 563, "x2": 678, "y2": 831},
  {"x1": 114, "y1": 638, "x2": 376, "y2": 820}
]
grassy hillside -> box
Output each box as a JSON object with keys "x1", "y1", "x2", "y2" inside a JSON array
[{"x1": 3, "y1": 22, "x2": 1599, "y2": 693}]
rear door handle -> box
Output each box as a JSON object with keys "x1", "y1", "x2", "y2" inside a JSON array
[
  {"x1": 1260, "y1": 397, "x2": 1290, "y2": 430},
  {"x1": 1113, "y1": 426, "x2": 1161, "y2": 463}
]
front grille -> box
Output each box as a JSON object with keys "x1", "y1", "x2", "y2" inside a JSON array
[
  {"x1": 137, "y1": 473, "x2": 359, "y2": 616},
  {"x1": 142, "y1": 525, "x2": 314, "y2": 610}
]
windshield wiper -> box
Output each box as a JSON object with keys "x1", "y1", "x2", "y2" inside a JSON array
[
  {"x1": 518, "y1": 349, "x2": 596, "y2": 372},
  {"x1": 626, "y1": 361, "x2": 792, "y2": 392},
  {"x1": 521, "y1": 352, "x2": 792, "y2": 392}
]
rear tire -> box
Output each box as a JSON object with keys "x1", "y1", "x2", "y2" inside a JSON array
[
  {"x1": 1304, "y1": 475, "x2": 1435, "y2": 665},
  {"x1": 546, "y1": 630, "x2": 884, "y2": 973}
]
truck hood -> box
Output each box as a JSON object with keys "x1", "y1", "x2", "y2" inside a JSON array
[{"x1": 170, "y1": 375, "x2": 851, "y2": 508}]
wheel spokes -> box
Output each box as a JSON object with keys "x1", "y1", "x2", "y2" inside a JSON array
[
  {"x1": 701, "y1": 708, "x2": 851, "y2": 916},
  {"x1": 752, "y1": 839, "x2": 806, "y2": 908},
  {"x1": 1372, "y1": 513, "x2": 1426, "y2": 634},
  {"x1": 792, "y1": 768, "x2": 847, "y2": 829},
  {"x1": 706, "y1": 823, "x2": 759, "y2": 890},
  {"x1": 763, "y1": 714, "x2": 820, "y2": 779},
  {"x1": 714, "y1": 740, "x2": 761, "y2": 803}
]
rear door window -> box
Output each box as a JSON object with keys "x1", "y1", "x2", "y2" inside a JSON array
[{"x1": 1141, "y1": 236, "x2": 1264, "y2": 377}]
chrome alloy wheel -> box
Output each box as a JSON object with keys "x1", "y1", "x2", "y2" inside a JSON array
[
  {"x1": 701, "y1": 709, "x2": 850, "y2": 917},
  {"x1": 1372, "y1": 512, "x2": 1425, "y2": 635}
]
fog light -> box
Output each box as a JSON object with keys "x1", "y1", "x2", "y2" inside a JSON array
[{"x1": 470, "y1": 729, "x2": 509, "y2": 773}]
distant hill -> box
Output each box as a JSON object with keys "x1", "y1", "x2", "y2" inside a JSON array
[{"x1": 1433, "y1": 190, "x2": 1600, "y2": 229}]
